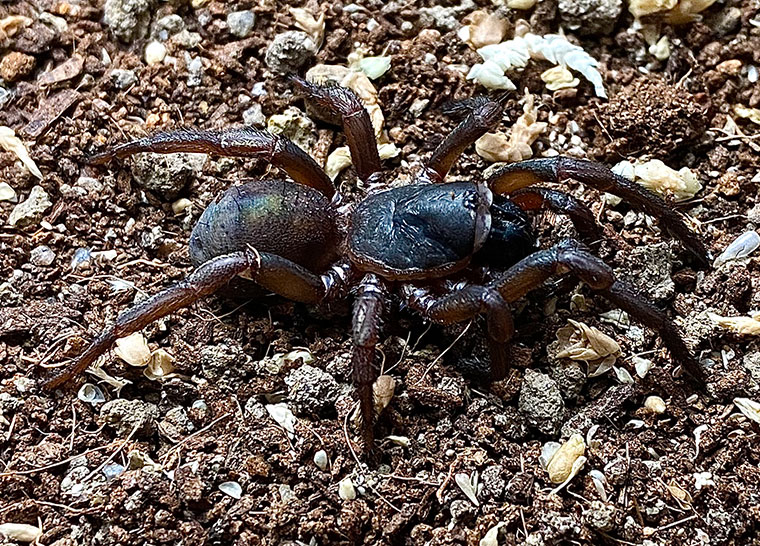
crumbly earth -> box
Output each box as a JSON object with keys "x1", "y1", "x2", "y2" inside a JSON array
[{"x1": 1, "y1": 1, "x2": 760, "y2": 545}]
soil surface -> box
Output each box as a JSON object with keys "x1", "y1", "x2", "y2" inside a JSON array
[{"x1": 1, "y1": 0, "x2": 760, "y2": 545}]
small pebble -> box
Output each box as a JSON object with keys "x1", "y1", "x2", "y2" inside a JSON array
[
  {"x1": 0, "y1": 51, "x2": 35, "y2": 81},
  {"x1": 644, "y1": 395, "x2": 666, "y2": 414},
  {"x1": 219, "y1": 481, "x2": 243, "y2": 499},
  {"x1": 110, "y1": 68, "x2": 137, "y2": 89},
  {"x1": 104, "y1": 0, "x2": 152, "y2": 42},
  {"x1": 265, "y1": 31, "x2": 317, "y2": 74},
  {"x1": 227, "y1": 10, "x2": 255, "y2": 38},
  {"x1": 243, "y1": 103, "x2": 266, "y2": 127},
  {"x1": 186, "y1": 55, "x2": 203, "y2": 87},
  {"x1": 144, "y1": 41, "x2": 167, "y2": 65},
  {"x1": 154, "y1": 14, "x2": 184, "y2": 39},
  {"x1": 313, "y1": 449, "x2": 329, "y2": 470},
  {"x1": 558, "y1": 0, "x2": 622, "y2": 35},
  {"x1": 338, "y1": 477, "x2": 356, "y2": 500},
  {"x1": 102, "y1": 463, "x2": 125, "y2": 479},
  {"x1": 30, "y1": 245, "x2": 56, "y2": 266},
  {"x1": 8, "y1": 186, "x2": 52, "y2": 228},
  {"x1": 0, "y1": 182, "x2": 17, "y2": 202}
]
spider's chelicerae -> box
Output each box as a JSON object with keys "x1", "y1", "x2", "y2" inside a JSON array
[{"x1": 47, "y1": 79, "x2": 710, "y2": 445}]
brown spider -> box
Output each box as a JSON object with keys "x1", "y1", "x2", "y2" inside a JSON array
[{"x1": 45, "y1": 79, "x2": 709, "y2": 445}]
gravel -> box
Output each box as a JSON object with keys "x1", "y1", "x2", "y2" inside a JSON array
[
  {"x1": 557, "y1": 0, "x2": 622, "y2": 35},
  {"x1": 285, "y1": 364, "x2": 342, "y2": 414},
  {"x1": 227, "y1": 11, "x2": 256, "y2": 38},
  {"x1": 131, "y1": 152, "x2": 207, "y2": 199},
  {"x1": 7, "y1": 186, "x2": 52, "y2": 228},
  {"x1": 29, "y1": 245, "x2": 56, "y2": 266},
  {"x1": 264, "y1": 31, "x2": 317, "y2": 74},
  {"x1": 103, "y1": 0, "x2": 153, "y2": 42},
  {"x1": 110, "y1": 68, "x2": 138, "y2": 89},
  {"x1": 518, "y1": 369, "x2": 565, "y2": 435},
  {"x1": 99, "y1": 398, "x2": 160, "y2": 437}
]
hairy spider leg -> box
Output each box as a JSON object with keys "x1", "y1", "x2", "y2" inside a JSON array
[
  {"x1": 292, "y1": 77, "x2": 381, "y2": 182},
  {"x1": 487, "y1": 239, "x2": 705, "y2": 384},
  {"x1": 351, "y1": 273, "x2": 387, "y2": 447},
  {"x1": 425, "y1": 96, "x2": 505, "y2": 182},
  {"x1": 401, "y1": 284, "x2": 515, "y2": 381},
  {"x1": 87, "y1": 127, "x2": 336, "y2": 198},
  {"x1": 44, "y1": 251, "x2": 330, "y2": 389},
  {"x1": 486, "y1": 157, "x2": 710, "y2": 265}
]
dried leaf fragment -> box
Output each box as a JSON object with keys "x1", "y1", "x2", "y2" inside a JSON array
[
  {"x1": 0, "y1": 16, "x2": 32, "y2": 41},
  {"x1": 666, "y1": 480, "x2": 692, "y2": 508},
  {"x1": 289, "y1": 7, "x2": 325, "y2": 48},
  {"x1": 734, "y1": 104, "x2": 760, "y2": 125},
  {"x1": 734, "y1": 397, "x2": 760, "y2": 424},
  {"x1": 0, "y1": 523, "x2": 41, "y2": 542},
  {"x1": 0, "y1": 126, "x2": 43, "y2": 179},
  {"x1": 114, "y1": 332, "x2": 151, "y2": 367},
  {"x1": 373, "y1": 374, "x2": 396, "y2": 415},
  {"x1": 266, "y1": 403, "x2": 297, "y2": 434},
  {"x1": 475, "y1": 91, "x2": 546, "y2": 162},
  {"x1": 708, "y1": 312, "x2": 760, "y2": 335},
  {"x1": 546, "y1": 433, "x2": 585, "y2": 484},
  {"x1": 144, "y1": 349, "x2": 175, "y2": 380},
  {"x1": 555, "y1": 319, "x2": 621, "y2": 363},
  {"x1": 460, "y1": 11, "x2": 508, "y2": 49},
  {"x1": 541, "y1": 65, "x2": 579, "y2": 91}
]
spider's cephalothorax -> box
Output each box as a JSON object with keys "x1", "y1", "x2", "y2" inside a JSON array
[{"x1": 46, "y1": 79, "x2": 710, "y2": 447}]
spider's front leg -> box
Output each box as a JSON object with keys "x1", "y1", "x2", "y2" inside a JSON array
[{"x1": 487, "y1": 157, "x2": 710, "y2": 265}]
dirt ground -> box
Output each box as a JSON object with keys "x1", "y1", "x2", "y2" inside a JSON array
[{"x1": 1, "y1": 0, "x2": 760, "y2": 544}]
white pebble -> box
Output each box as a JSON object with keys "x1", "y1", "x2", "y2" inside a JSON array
[
  {"x1": 338, "y1": 477, "x2": 356, "y2": 500},
  {"x1": 219, "y1": 481, "x2": 242, "y2": 499},
  {"x1": 313, "y1": 449, "x2": 329, "y2": 470},
  {"x1": 145, "y1": 41, "x2": 167, "y2": 65}
]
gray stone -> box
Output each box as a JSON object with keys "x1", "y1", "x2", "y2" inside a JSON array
[
  {"x1": 285, "y1": 364, "x2": 341, "y2": 414},
  {"x1": 227, "y1": 10, "x2": 255, "y2": 38},
  {"x1": 185, "y1": 55, "x2": 204, "y2": 87},
  {"x1": 449, "y1": 499, "x2": 476, "y2": 524},
  {"x1": 30, "y1": 245, "x2": 56, "y2": 266},
  {"x1": 110, "y1": 68, "x2": 137, "y2": 89},
  {"x1": 104, "y1": 0, "x2": 152, "y2": 42},
  {"x1": 131, "y1": 152, "x2": 206, "y2": 199},
  {"x1": 742, "y1": 342, "x2": 760, "y2": 384},
  {"x1": 153, "y1": 14, "x2": 184, "y2": 40},
  {"x1": 159, "y1": 406, "x2": 194, "y2": 438},
  {"x1": 243, "y1": 103, "x2": 266, "y2": 127},
  {"x1": 558, "y1": 0, "x2": 622, "y2": 35},
  {"x1": 480, "y1": 465, "x2": 507, "y2": 501},
  {"x1": 8, "y1": 186, "x2": 52, "y2": 228},
  {"x1": 264, "y1": 31, "x2": 317, "y2": 75},
  {"x1": 172, "y1": 29, "x2": 202, "y2": 48},
  {"x1": 200, "y1": 343, "x2": 249, "y2": 387},
  {"x1": 549, "y1": 361, "x2": 587, "y2": 402},
  {"x1": 100, "y1": 399, "x2": 159, "y2": 436},
  {"x1": 518, "y1": 369, "x2": 565, "y2": 435},
  {"x1": 417, "y1": 0, "x2": 476, "y2": 31},
  {"x1": 583, "y1": 500, "x2": 617, "y2": 532},
  {"x1": 613, "y1": 242, "x2": 675, "y2": 304}
]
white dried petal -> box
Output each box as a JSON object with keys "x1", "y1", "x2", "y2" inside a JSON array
[
  {"x1": 546, "y1": 434, "x2": 585, "y2": 484},
  {"x1": 539, "y1": 441, "x2": 561, "y2": 470},
  {"x1": 454, "y1": 472, "x2": 480, "y2": 506},
  {"x1": 386, "y1": 435, "x2": 409, "y2": 447},
  {"x1": 506, "y1": 0, "x2": 538, "y2": 8},
  {"x1": 77, "y1": 383, "x2": 105, "y2": 405},
  {"x1": 734, "y1": 397, "x2": 760, "y2": 424},
  {"x1": 274, "y1": 348, "x2": 314, "y2": 367},
  {"x1": 325, "y1": 146, "x2": 352, "y2": 180},
  {"x1": 476, "y1": 91, "x2": 546, "y2": 163},
  {"x1": 313, "y1": 449, "x2": 329, "y2": 470},
  {"x1": 693, "y1": 423, "x2": 708, "y2": 460},
  {"x1": 265, "y1": 403, "x2": 297, "y2": 434},
  {"x1": 644, "y1": 395, "x2": 666, "y2": 414},
  {"x1": 588, "y1": 469, "x2": 608, "y2": 501},
  {"x1": 649, "y1": 35, "x2": 671, "y2": 60},
  {"x1": 633, "y1": 356, "x2": 655, "y2": 378},
  {"x1": 0, "y1": 182, "x2": 16, "y2": 202},
  {"x1": 289, "y1": 7, "x2": 325, "y2": 47},
  {"x1": 144, "y1": 348, "x2": 175, "y2": 380},
  {"x1": 0, "y1": 126, "x2": 43, "y2": 179},
  {"x1": 219, "y1": 481, "x2": 242, "y2": 499},
  {"x1": 86, "y1": 361, "x2": 131, "y2": 395},
  {"x1": 0, "y1": 523, "x2": 42, "y2": 542},
  {"x1": 693, "y1": 471, "x2": 714, "y2": 490},
  {"x1": 357, "y1": 56, "x2": 391, "y2": 80},
  {"x1": 114, "y1": 332, "x2": 151, "y2": 367},
  {"x1": 338, "y1": 477, "x2": 356, "y2": 500},
  {"x1": 171, "y1": 198, "x2": 192, "y2": 215},
  {"x1": 479, "y1": 522, "x2": 506, "y2": 546},
  {"x1": 713, "y1": 231, "x2": 760, "y2": 267},
  {"x1": 613, "y1": 366, "x2": 635, "y2": 384}
]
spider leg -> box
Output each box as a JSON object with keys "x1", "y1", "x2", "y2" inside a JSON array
[
  {"x1": 510, "y1": 187, "x2": 603, "y2": 246},
  {"x1": 291, "y1": 77, "x2": 381, "y2": 182},
  {"x1": 87, "y1": 127, "x2": 336, "y2": 198},
  {"x1": 486, "y1": 157, "x2": 709, "y2": 265},
  {"x1": 402, "y1": 284, "x2": 514, "y2": 381},
  {"x1": 487, "y1": 238, "x2": 705, "y2": 384},
  {"x1": 351, "y1": 273, "x2": 387, "y2": 447},
  {"x1": 425, "y1": 96, "x2": 505, "y2": 182},
  {"x1": 44, "y1": 251, "x2": 327, "y2": 389}
]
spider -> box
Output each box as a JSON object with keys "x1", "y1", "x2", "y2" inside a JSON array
[{"x1": 45, "y1": 79, "x2": 710, "y2": 446}]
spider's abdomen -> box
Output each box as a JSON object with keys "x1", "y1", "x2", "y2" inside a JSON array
[
  {"x1": 348, "y1": 183, "x2": 490, "y2": 280},
  {"x1": 189, "y1": 179, "x2": 339, "y2": 272}
]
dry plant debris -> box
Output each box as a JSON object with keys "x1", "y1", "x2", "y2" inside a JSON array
[
  {"x1": 475, "y1": 91, "x2": 547, "y2": 162},
  {"x1": 612, "y1": 158, "x2": 703, "y2": 201}
]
